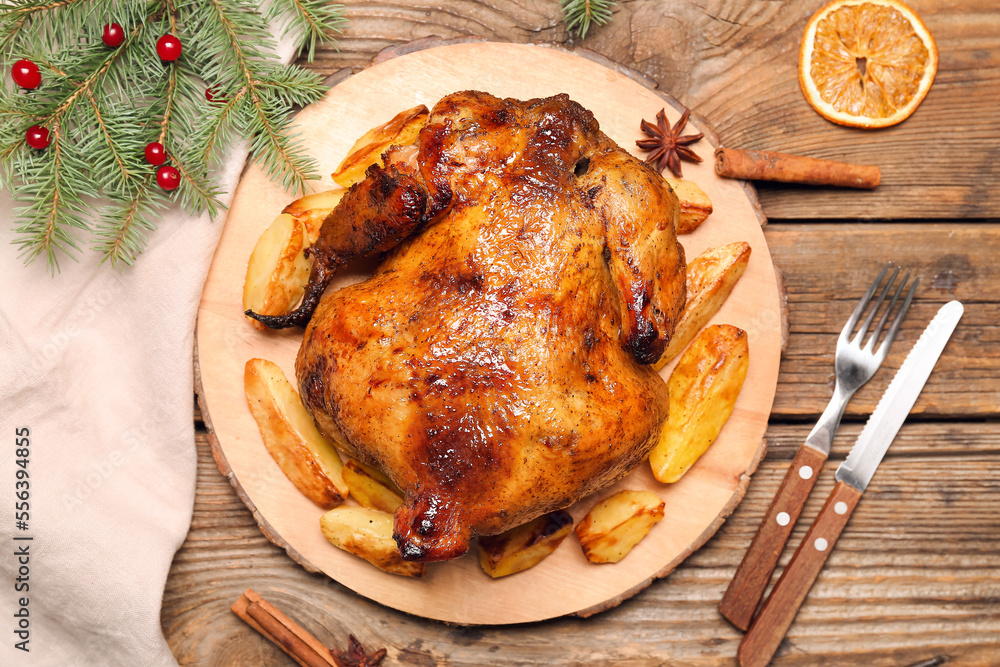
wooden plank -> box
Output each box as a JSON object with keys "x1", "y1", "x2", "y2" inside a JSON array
[
  {"x1": 296, "y1": 1, "x2": 1000, "y2": 221},
  {"x1": 763, "y1": 421, "x2": 1000, "y2": 459},
  {"x1": 765, "y1": 223, "x2": 1000, "y2": 419},
  {"x1": 162, "y1": 424, "x2": 1000, "y2": 666},
  {"x1": 302, "y1": 1, "x2": 564, "y2": 73}
]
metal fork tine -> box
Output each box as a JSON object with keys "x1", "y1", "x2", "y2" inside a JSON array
[
  {"x1": 876, "y1": 275, "x2": 920, "y2": 358},
  {"x1": 853, "y1": 265, "x2": 900, "y2": 345},
  {"x1": 842, "y1": 263, "x2": 890, "y2": 342},
  {"x1": 865, "y1": 270, "x2": 911, "y2": 352}
]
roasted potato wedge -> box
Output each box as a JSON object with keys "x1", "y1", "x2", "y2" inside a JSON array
[
  {"x1": 478, "y1": 510, "x2": 574, "y2": 578},
  {"x1": 320, "y1": 506, "x2": 425, "y2": 577},
  {"x1": 342, "y1": 459, "x2": 404, "y2": 513},
  {"x1": 331, "y1": 105, "x2": 429, "y2": 188},
  {"x1": 654, "y1": 241, "x2": 751, "y2": 369},
  {"x1": 575, "y1": 490, "x2": 665, "y2": 564},
  {"x1": 244, "y1": 358, "x2": 349, "y2": 509},
  {"x1": 242, "y1": 214, "x2": 311, "y2": 331},
  {"x1": 282, "y1": 188, "x2": 346, "y2": 243},
  {"x1": 243, "y1": 190, "x2": 348, "y2": 327},
  {"x1": 650, "y1": 324, "x2": 750, "y2": 483},
  {"x1": 666, "y1": 177, "x2": 714, "y2": 234}
]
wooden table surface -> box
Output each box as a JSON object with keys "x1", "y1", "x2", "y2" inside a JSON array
[{"x1": 161, "y1": 1, "x2": 1000, "y2": 665}]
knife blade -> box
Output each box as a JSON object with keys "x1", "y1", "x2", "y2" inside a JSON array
[
  {"x1": 837, "y1": 299, "x2": 964, "y2": 491},
  {"x1": 737, "y1": 300, "x2": 963, "y2": 667}
]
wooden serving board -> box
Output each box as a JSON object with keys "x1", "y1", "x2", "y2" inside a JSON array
[{"x1": 195, "y1": 41, "x2": 782, "y2": 625}]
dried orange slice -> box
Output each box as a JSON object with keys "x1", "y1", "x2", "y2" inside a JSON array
[{"x1": 799, "y1": 0, "x2": 938, "y2": 128}]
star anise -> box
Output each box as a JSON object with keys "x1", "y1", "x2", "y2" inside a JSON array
[
  {"x1": 330, "y1": 634, "x2": 387, "y2": 667},
  {"x1": 636, "y1": 107, "x2": 705, "y2": 178}
]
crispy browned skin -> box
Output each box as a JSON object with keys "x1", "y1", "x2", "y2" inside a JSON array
[{"x1": 292, "y1": 91, "x2": 686, "y2": 561}]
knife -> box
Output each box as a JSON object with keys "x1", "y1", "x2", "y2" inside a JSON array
[{"x1": 737, "y1": 300, "x2": 963, "y2": 667}]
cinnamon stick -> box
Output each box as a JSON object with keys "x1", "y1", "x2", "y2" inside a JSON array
[
  {"x1": 714, "y1": 147, "x2": 880, "y2": 189},
  {"x1": 248, "y1": 602, "x2": 332, "y2": 667},
  {"x1": 232, "y1": 589, "x2": 336, "y2": 667}
]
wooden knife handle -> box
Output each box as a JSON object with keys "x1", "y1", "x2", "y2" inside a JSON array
[
  {"x1": 737, "y1": 480, "x2": 863, "y2": 667},
  {"x1": 719, "y1": 444, "x2": 828, "y2": 631}
]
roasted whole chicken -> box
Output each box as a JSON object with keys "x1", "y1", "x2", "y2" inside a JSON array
[{"x1": 248, "y1": 91, "x2": 687, "y2": 562}]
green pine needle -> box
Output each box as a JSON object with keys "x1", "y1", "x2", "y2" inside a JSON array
[
  {"x1": 0, "y1": 0, "x2": 345, "y2": 272},
  {"x1": 266, "y1": 0, "x2": 345, "y2": 63},
  {"x1": 561, "y1": 0, "x2": 617, "y2": 39},
  {"x1": 92, "y1": 176, "x2": 166, "y2": 269}
]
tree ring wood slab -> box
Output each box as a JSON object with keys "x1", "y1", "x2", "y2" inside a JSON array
[{"x1": 195, "y1": 41, "x2": 782, "y2": 625}]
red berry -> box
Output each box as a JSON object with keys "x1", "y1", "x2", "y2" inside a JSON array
[
  {"x1": 12, "y1": 59, "x2": 41, "y2": 90},
  {"x1": 205, "y1": 85, "x2": 229, "y2": 104},
  {"x1": 103, "y1": 23, "x2": 125, "y2": 48},
  {"x1": 156, "y1": 165, "x2": 180, "y2": 190},
  {"x1": 156, "y1": 34, "x2": 182, "y2": 61},
  {"x1": 144, "y1": 141, "x2": 166, "y2": 165},
  {"x1": 25, "y1": 125, "x2": 50, "y2": 149}
]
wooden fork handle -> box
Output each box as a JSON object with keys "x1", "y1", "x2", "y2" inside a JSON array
[
  {"x1": 719, "y1": 444, "x2": 827, "y2": 631},
  {"x1": 737, "y1": 481, "x2": 863, "y2": 667}
]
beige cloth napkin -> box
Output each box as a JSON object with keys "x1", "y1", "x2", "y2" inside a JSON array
[{"x1": 0, "y1": 29, "x2": 299, "y2": 666}]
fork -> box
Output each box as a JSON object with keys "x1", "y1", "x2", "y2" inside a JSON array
[{"x1": 718, "y1": 264, "x2": 918, "y2": 632}]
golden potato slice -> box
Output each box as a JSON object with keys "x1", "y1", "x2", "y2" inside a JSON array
[
  {"x1": 331, "y1": 105, "x2": 429, "y2": 188},
  {"x1": 242, "y1": 190, "x2": 348, "y2": 328},
  {"x1": 282, "y1": 188, "x2": 346, "y2": 244},
  {"x1": 575, "y1": 490, "x2": 665, "y2": 564},
  {"x1": 320, "y1": 506, "x2": 425, "y2": 578},
  {"x1": 243, "y1": 358, "x2": 348, "y2": 509},
  {"x1": 654, "y1": 241, "x2": 751, "y2": 370},
  {"x1": 478, "y1": 510, "x2": 574, "y2": 578},
  {"x1": 342, "y1": 459, "x2": 404, "y2": 513},
  {"x1": 650, "y1": 324, "x2": 750, "y2": 483},
  {"x1": 242, "y1": 214, "x2": 311, "y2": 331},
  {"x1": 666, "y1": 177, "x2": 714, "y2": 234}
]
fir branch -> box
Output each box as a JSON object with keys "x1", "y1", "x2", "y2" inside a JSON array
[
  {"x1": 0, "y1": 105, "x2": 41, "y2": 120},
  {"x1": 254, "y1": 64, "x2": 326, "y2": 106},
  {"x1": 172, "y1": 148, "x2": 222, "y2": 217},
  {"x1": 12, "y1": 120, "x2": 92, "y2": 272},
  {"x1": 1, "y1": 0, "x2": 343, "y2": 271},
  {"x1": 44, "y1": 37, "x2": 130, "y2": 123},
  {"x1": 560, "y1": 0, "x2": 617, "y2": 39},
  {"x1": 92, "y1": 174, "x2": 163, "y2": 268},
  {"x1": 84, "y1": 90, "x2": 139, "y2": 195},
  {"x1": 245, "y1": 89, "x2": 313, "y2": 193},
  {"x1": 195, "y1": 0, "x2": 324, "y2": 194},
  {"x1": 158, "y1": 57, "x2": 178, "y2": 144},
  {"x1": 266, "y1": 0, "x2": 344, "y2": 63},
  {"x1": 0, "y1": 138, "x2": 23, "y2": 173},
  {"x1": 0, "y1": 0, "x2": 83, "y2": 55},
  {"x1": 197, "y1": 0, "x2": 279, "y2": 74},
  {"x1": 7, "y1": 27, "x2": 137, "y2": 265},
  {"x1": 37, "y1": 123, "x2": 72, "y2": 266},
  {"x1": 195, "y1": 85, "x2": 245, "y2": 163},
  {"x1": 33, "y1": 56, "x2": 67, "y2": 77},
  {"x1": 161, "y1": 0, "x2": 177, "y2": 35}
]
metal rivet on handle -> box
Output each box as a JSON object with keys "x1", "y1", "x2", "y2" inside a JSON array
[
  {"x1": 814, "y1": 537, "x2": 829, "y2": 552},
  {"x1": 776, "y1": 512, "x2": 790, "y2": 526},
  {"x1": 834, "y1": 502, "x2": 848, "y2": 515},
  {"x1": 799, "y1": 465, "x2": 814, "y2": 480}
]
